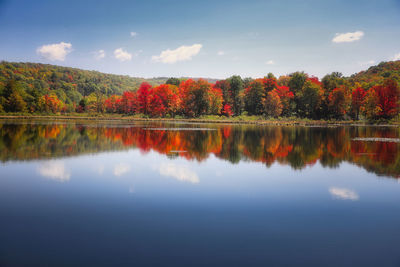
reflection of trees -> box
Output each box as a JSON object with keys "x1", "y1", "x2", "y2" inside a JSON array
[{"x1": 0, "y1": 121, "x2": 399, "y2": 178}]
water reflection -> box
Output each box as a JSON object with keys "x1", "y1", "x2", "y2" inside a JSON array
[
  {"x1": 37, "y1": 160, "x2": 70, "y2": 182},
  {"x1": 329, "y1": 187, "x2": 359, "y2": 201},
  {"x1": 156, "y1": 163, "x2": 200, "y2": 184},
  {"x1": 0, "y1": 120, "x2": 399, "y2": 178}
]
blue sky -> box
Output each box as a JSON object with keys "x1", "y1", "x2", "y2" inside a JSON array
[{"x1": 0, "y1": 0, "x2": 399, "y2": 79}]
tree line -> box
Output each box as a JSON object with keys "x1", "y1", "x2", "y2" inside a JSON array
[{"x1": 1, "y1": 61, "x2": 399, "y2": 120}]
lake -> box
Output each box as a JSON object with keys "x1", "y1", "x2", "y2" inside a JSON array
[{"x1": 0, "y1": 119, "x2": 400, "y2": 266}]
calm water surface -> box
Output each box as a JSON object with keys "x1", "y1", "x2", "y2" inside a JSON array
[{"x1": 1, "y1": 120, "x2": 400, "y2": 266}]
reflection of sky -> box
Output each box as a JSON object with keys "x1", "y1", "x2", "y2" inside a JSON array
[
  {"x1": 1, "y1": 149, "x2": 399, "y2": 202},
  {"x1": 1, "y1": 150, "x2": 400, "y2": 266}
]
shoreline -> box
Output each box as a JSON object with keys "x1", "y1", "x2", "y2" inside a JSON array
[{"x1": 0, "y1": 114, "x2": 398, "y2": 127}]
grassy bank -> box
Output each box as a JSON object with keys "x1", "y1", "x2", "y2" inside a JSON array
[{"x1": 1, "y1": 113, "x2": 399, "y2": 126}]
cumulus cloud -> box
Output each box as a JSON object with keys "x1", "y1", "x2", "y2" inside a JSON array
[
  {"x1": 130, "y1": 32, "x2": 137, "y2": 37},
  {"x1": 157, "y1": 163, "x2": 199, "y2": 184},
  {"x1": 38, "y1": 161, "x2": 70, "y2": 182},
  {"x1": 36, "y1": 42, "x2": 72, "y2": 61},
  {"x1": 329, "y1": 187, "x2": 359, "y2": 200},
  {"x1": 332, "y1": 31, "x2": 364, "y2": 43},
  {"x1": 113, "y1": 163, "x2": 131, "y2": 176},
  {"x1": 93, "y1": 49, "x2": 105, "y2": 60},
  {"x1": 114, "y1": 48, "x2": 132, "y2": 61},
  {"x1": 152, "y1": 44, "x2": 202, "y2": 64},
  {"x1": 393, "y1": 53, "x2": 400, "y2": 61},
  {"x1": 266, "y1": 60, "x2": 275, "y2": 65},
  {"x1": 217, "y1": 51, "x2": 225, "y2": 56}
]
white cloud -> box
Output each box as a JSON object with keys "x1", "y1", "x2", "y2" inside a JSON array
[
  {"x1": 217, "y1": 51, "x2": 225, "y2": 56},
  {"x1": 332, "y1": 31, "x2": 364, "y2": 43},
  {"x1": 130, "y1": 32, "x2": 137, "y2": 37},
  {"x1": 36, "y1": 42, "x2": 72, "y2": 61},
  {"x1": 93, "y1": 49, "x2": 105, "y2": 60},
  {"x1": 266, "y1": 60, "x2": 275, "y2": 65},
  {"x1": 157, "y1": 163, "x2": 199, "y2": 184},
  {"x1": 114, "y1": 48, "x2": 132, "y2": 61},
  {"x1": 152, "y1": 44, "x2": 202, "y2": 64},
  {"x1": 38, "y1": 161, "x2": 70, "y2": 182},
  {"x1": 113, "y1": 163, "x2": 131, "y2": 176},
  {"x1": 329, "y1": 187, "x2": 359, "y2": 200},
  {"x1": 393, "y1": 53, "x2": 400, "y2": 61}
]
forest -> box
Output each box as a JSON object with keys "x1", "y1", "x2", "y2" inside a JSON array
[{"x1": 0, "y1": 60, "x2": 399, "y2": 121}]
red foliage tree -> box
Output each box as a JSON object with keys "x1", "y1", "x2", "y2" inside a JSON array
[
  {"x1": 308, "y1": 76, "x2": 322, "y2": 86},
  {"x1": 105, "y1": 95, "x2": 121, "y2": 113},
  {"x1": 151, "y1": 84, "x2": 179, "y2": 116},
  {"x1": 351, "y1": 87, "x2": 366, "y2": 120},
  {"x1": 373, "y1": 79, "x2": 399, "y2": 118},
  {"x1": 222, "y1": 104, "x2": 233, "y2": 117},
  {"x1": 328, "y1": 87, "x2": 347, "y2": 118},
  {"x1": 262, "y1": 77, "x2": 278, "y2": 93},
  {"x1": 136, "y1": 82, "x2": 152, "y2": 114},
  {"x1": 120, "y1": 91, "x2": 136, "y2": 114},
  {"x1": 148, "y1": 93, "x2": 166, "y2": 117},
  {"x1": 274, "y1": 86, "x2": 294, "y2": 115}
]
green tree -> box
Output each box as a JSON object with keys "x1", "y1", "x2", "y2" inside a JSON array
[
  {"x1": 166, "y1": 78, "x2": 181, "y2": 87},
  {"x1": 244, "y1": 80, "x2": 264, "y2": 115},
  {"x1": 7, "y1": 91, "x2": 27, "y2": 112},
  {"x1": 228, "y1": 75, "x2": 244, "y2": 115},
  {"x1": 297, "y1": 80, "x2": 323, "y2": 118}
]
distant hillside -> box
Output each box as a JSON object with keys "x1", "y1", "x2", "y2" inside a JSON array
[
  {"x1": 0, "y1": 61, "x2": 167, "y2": 97},
  {"x1": 0, "y1": 62, "x2": 219, "y2": 101},
  {"x1": 349, "y1": 60, "x2": 400, "y2": 87}
]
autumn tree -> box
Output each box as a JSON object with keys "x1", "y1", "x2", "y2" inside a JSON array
[
  {"x1": 328, "y1": 87, "x2": 347, "y2": 119},
  {"x1": 208, "y1": 86, "x2": 223, "y2": 115},
  {"x1": 180, "y1": 79, "x2": 210, "y2": 117},
  {"x1": 262, "y1": 76, "x2": 278, "y2": 94},
  {"x1": 150, "y1": 84, "x2": 179, "y2": 116},
  {"x1": 136, "y1": 82, "x2": 152, "y2": 115},
  {"x1": 265, "y1": 90, "x2": 283, "y2": 117},
  {"x1": 351, "y1": 87, "x2": 366, "y2": 120},
  {"x1": 374, "y1": 79, "x2": 399, "y2": 118},
  {"x1": 361, "y1": 89, "x2": 381, "y2": 120},
  {"x1": 105, "y1": 95, "x2": 121, "y2": 113},
  {"x1": 214, "y1": 80, "x2": 231, "y2": 108},
  {"x1": 38, "y1": 94, "x2": 63, "y2": 113},
  {"x1": 274, "y1": 86, "x2": 294, "y2": 116},
  {"x1": 148, "y1": 93, "x2": 166, "y2": 117},
  {"x1": 120, "y1": 91, "x2": 136, "y2": 114},
  {"x1": 222, "y1": 104, "x2": 233, "y2": 117}
]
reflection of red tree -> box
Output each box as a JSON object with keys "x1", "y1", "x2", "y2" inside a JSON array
[{"x1": 38, "y1": 124, "x2": 398, "y2": 178}]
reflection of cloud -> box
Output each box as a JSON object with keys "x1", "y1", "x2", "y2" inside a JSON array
[
  {"x1": 38, "y1": 161, "x2": 70, "y2": 182},
  {"x1": 113, "y1": 163, "x2": 131, "y2": 176},
  {"x1": 329, "y1": 187, "x2": 359, "y2": 200},
  {"x1": 158, "y1": 163, "x2": 199, "y2": 184}
]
